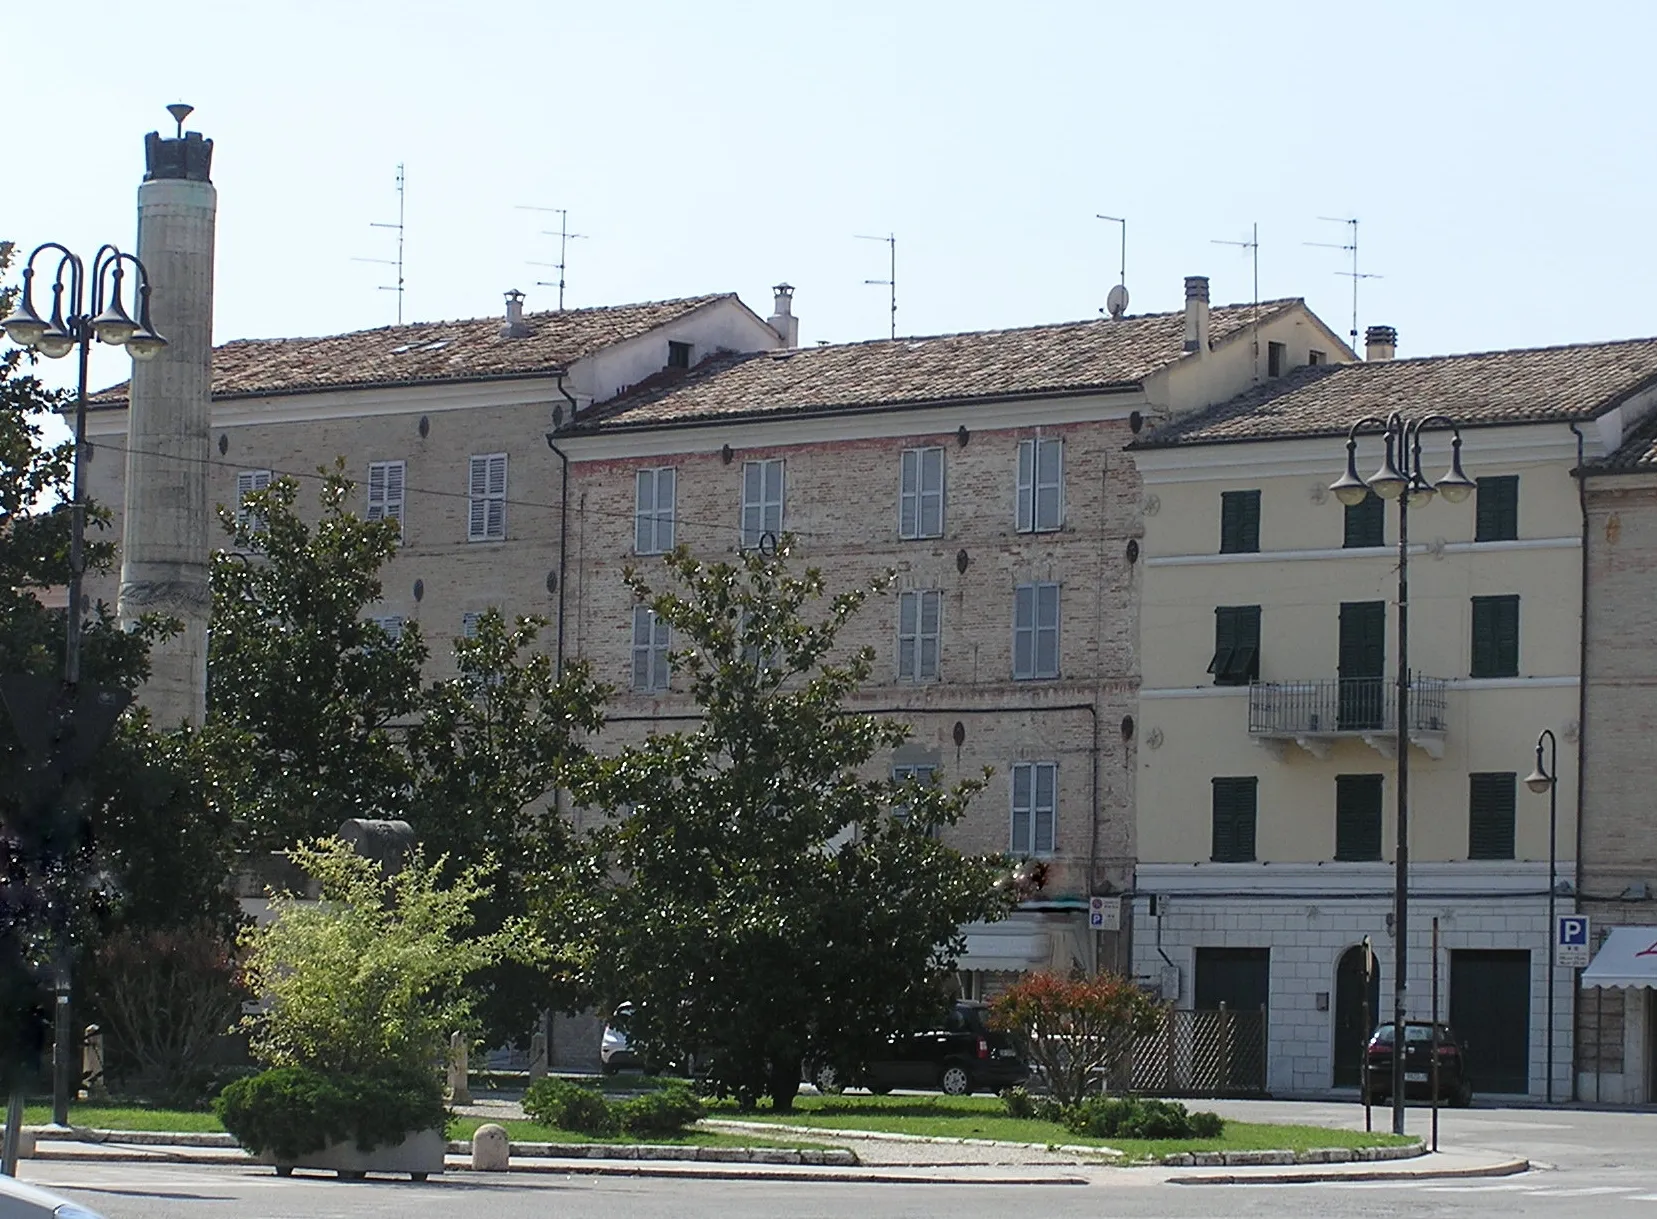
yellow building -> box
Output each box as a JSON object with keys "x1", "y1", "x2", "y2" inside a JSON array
[{"x1": 1128, "y1": 328, "x2": 1657, "y2": 1099}]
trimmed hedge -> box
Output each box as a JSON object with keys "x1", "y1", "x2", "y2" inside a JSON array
[
  {"x1": 1061, "y1": 1095, "x2": 1224, "y2": 1140},
  {"x1": 522, "y1": 1077, "x2": 706, "y2": 1138},
  {"x1": 214, "y1": 1065, "x2": 449, "y2": 1161}
]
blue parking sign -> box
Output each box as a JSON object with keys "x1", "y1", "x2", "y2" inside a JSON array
[{"x1": 1557, "y1": 915, "x2": 1591, "y2": 968}]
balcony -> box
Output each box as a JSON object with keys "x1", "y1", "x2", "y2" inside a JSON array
[{"x1": 1247, "y1": 676, "x2": 1448, "y2": 760}]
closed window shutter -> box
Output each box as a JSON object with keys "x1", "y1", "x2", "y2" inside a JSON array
[
  {"x1": 1468, "y1": 773, "x2": 1516, "y2": 859},
  {"x1": 1011, "y1": 763, "x2": 1033, "y2": 853},
  {"x1": 1335, "y1": 774, "x2": 1383, "y2": 861},
  {"x1": 367, "y1": 463, "x2": 386, "y2": 519},
  {"x1": 1220, "y1": 491, "x2": 1260, "y2": 553},
  {"x1": 636, "y1": 470, "x2": 656, "y2": 553},
  {"x1": 1475, "y1": 476, "x2": 1519, "y2": 543},
  {"x1": 236, "y1": 470, "x2": 271, "y2": 528},
  {"x1": 658, "y1": 467, "x2": 675, "y2": 550},
  {"x1": 1016, "y1": 440, "x2": 1034, "y2": 532},
  {"x1": 468, "y1": 456, "x2": 489, "y2": 540},
  {"x1": 1034, "y1": 437, "x2": 1063, "y2": 530},
  {"x1": 1033, "y1": 761, "x2": 1056, "y2": 854},
  {"x1": 921, "y1": 447, "x2": 944, "y2": 537},
  {"x1": 1471, "y1": 595, "x2": 1520, "y2": 677},
  {"x1": 1013, "y1": 584, "x2": 1035, "y2": 678},
  {"x1": 1344, "y1": 494, "x2": 1384, "y2": 548},
  {"x1": 1212, "y1": 778, "x2": 1257, "y2": 862},
  {"x1": 487, "y1": 454, "x2": 507, "y2": 539},
  {"x1": 1036, "y1": 582, "x2": 1060, "y2": 676},
  {"x1": 900, "y1": 449, "x2": 920, "y2": 539},
  {"x1": 385, "y1": 461, "x2": 404, "y2": 522},
  {"x1": 919, "y1": 590, "x2": 941, "y2": 678}
]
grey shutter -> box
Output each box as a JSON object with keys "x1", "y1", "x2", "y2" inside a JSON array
[
  {"x1": 919, "y1": 590, "x2": 941, "y2": 678},
  {"x1": 1013, "y1": 584, "x2": 1036, "y2": 678},
  {"x1": 1035, "y1": 437, "x2": 1063, "y2": 530},
  {"x1": 1016, "y1": 439, "x2": 1034, "y2": 532},
  {"x1": 1011, "y1": 763, "x2": 1033, "y2": 853},
  {"x1": 898, "y1": 591, "x2": 918, "y2": 679},
  {"x1": 920, "y1": 447, "x2": 944, "y2": 537},
  {"x1": 1035, "y1": 582, "x2": 1060, "y2": 677},
  {"x1": 468, "y1": 456, "x2": 490, "y2": 541},
  {"x1": 1034, "y1": 762, "x2": 1056, "y2": 854},
  {"x1": 899, "y1": 449, "x2": 920, "y2": 539},
  {"x1": 635, "y1": 470, "x2": 655, "y2": 554}
]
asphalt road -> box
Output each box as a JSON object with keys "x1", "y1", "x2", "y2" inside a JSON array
[{"x1": 16, "y1": 1101, "x2": 1657, "y2": 1219}]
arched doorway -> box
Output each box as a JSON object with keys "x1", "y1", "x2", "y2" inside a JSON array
[{"x1": 1333, "y1": 944, "x2": 1381, "y2": 1088}]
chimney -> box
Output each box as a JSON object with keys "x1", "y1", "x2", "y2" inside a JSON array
[
  {"x1": 768, "y1": 283, "x2": 799, "y2": 348},
  {"x1": 500, "y1": 289, "x2": 530, "y2": 338},
  {"x1": 1183, "y1": 276, "x2": 1210, "y2": 354},
  {"x1": 1365, "y1": 325, "x2": 1397, "y2": 362}
]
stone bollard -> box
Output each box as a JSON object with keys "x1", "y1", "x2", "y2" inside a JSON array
[
  {"x1": 471, "y1": 1123, "x2": 510, "y2": 1171},
  {"x1": 448, "y1": 1031, "x2": 472, "y2": 1105},
  {"x1": 81, "y1": 1024, "x2": 107, "y2": 1100},
  {"x1": 528, "y1": 1031, "x2": 548, "y2": 1081}
]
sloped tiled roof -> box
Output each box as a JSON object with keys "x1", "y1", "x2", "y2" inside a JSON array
[
  {"x1": 90, "y1": 295, "x2": 734, "y2": 405},
  {"x1": 1593, "y1": 408, "x2": 1657, "y2": 473},
  {"x1": 1134, "y1": 336, "x2": 1657, "y2": 449},
  {"x1": 572, "y1": 300, "x2": 1301, "y2": 429}
]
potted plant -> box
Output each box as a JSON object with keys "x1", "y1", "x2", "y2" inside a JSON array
[{"x1": 216, "y1": 837, "x2": 521, "y2": 1179}]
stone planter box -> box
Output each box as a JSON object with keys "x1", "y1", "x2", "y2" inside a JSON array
[{"x1": 266, "y1": 1128, "x2": 446, "y2": 1181}]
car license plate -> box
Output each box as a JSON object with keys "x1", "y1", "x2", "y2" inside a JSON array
[{"x1": 1405, "y1": 1072, "x2": 1428, "y2": 1083}]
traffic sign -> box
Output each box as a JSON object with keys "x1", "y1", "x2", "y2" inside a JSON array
[
  {"x1": 1556, "y1": 914, "x2": 1591, "y2": 969},
  {"x1": 1088, "y1": 895, "x2": 1121, "y2": 932}
]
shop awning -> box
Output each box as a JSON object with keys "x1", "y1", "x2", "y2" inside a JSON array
[
  {"x1": 1582, "y1": 927, "x2": 1657, "y2": 989},
  {"x1": 958, "y1": 921, "x2": 1053, "y2": 972}
]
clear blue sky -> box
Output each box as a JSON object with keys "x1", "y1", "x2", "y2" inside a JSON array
[{"x1": 11, "y1": 0, "x2": 1654, "y2": 405}]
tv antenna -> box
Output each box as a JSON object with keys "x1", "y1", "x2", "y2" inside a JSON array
[
  {"x1": 353, "y1": 162, "x2": 406, "y2": 323},
  {"x1": 857, "y1": 232, "x2": 897, "y2": 339},
  {"x1": 1097, "y1": 214, "x2": 1128, "y2": 318},
  {"x1": 1212, "y1": 222, "x2": 1260, "y2": 378},
  {"x1": 1306, "y1": 217, "x2": 1381, "y2": 354},
  {"x1": 517, "y1": 206, "x2": 588, "y2": 310}
]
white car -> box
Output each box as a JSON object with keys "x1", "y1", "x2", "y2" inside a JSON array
[{"x1": 0, "y1": 1174, "x2": 106, "y2": 1219}]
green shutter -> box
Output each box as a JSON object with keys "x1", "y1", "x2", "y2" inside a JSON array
[
  {"x1": 1212, "y1": 777, "x2": 1258, "y2": 862},
  {"x1": 1212, "y1": 606, "x2": 1262, "y2": 685},
  {"x1": 1471, "y1": 595, "x2": 1520, "y2": 678},
  {"x1": 1220, "y1": 491, "x2": 1261, "y2": 554},
  {"x1": 1335, "y1": 774, "x2": 1383, "y2": 861},
  {"x1": 1475, "y1": 476, "x2": 1519, "y2": 543},
  {"x1": 1468, "y1": 772, "x2": 1516, "y2": 859},
  {"x1": 1344, "y1": 494, "x2": 1384, "y2": 548}
]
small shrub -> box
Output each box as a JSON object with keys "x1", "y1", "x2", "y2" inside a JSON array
[
  {"x1": 522, "y1": 1076, "x2": 618, "y2": 1136},
  {"x1": 619, "y1": 1085, "x2": 706, "y2": 1136},
  {"x1": 999, "y1": 1086, "x2": 1064, "y2": 1124},
  {"x1": 215, "y1": 1065, "x2": 448, "y2": 1161},
  {"x1": 1061, "y1": 1095, "x2": 1223, "y2": 1141}
]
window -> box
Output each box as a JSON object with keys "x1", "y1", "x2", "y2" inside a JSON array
[
  {"x1": 235, "y1": 469, "x2": 272, "y2": 530},
  {"x1": 1211, "y1": 777, "x2": 1258, "y2": 863},
  {"x1": 631, "y1": 606, "x2": 670, "y2": 691},
  {"x1": 1209, "y1": 605, "x2": 1261, "y2": 686},
  {"x1": 741, "y1": 459, "x2": 785, "y2": 548},
  {"x1": 893, "y1": 763, "x2": 940, "y2": 836},
  {"x1": 461, "y1": 612, "x2": 482, "y2": 639},
  {"x1": 1308, "y1": 349, "x2": 1326, "y2": 366},
  {"x1": 1219, "y1": 490, "x2": 1261, "y2": 553},
  {"x1": 1469, "y1": 772, "x2": 1516, "y2": 860},
  {"x1": 1016, "y1": 435, "x2": 1064, "y2": 533},
  {"x1": 635, "y1": 467, "x2": 677, "y2": 554},
  {"x1": 1012, "y1": 582, "x2": 1060, "y2": 679},
  {"x1": 1268, "y1": 341, "x2": 1287, "y2": 377},
  {"x1": 468, "y1": 453, "x2": 507, "y2": 542},
  {"x1": 898, "y1": 589, "x2": 943, "y2": 681},
  {"x1": 1343, "y1": 492, "x2": 1384, "y2": 548},
  {"x1": 1335, "y1": 774, "x2": 1383, "y2": 861},
  {"x1": 371, "y1": 615, "x2": 405, "y2": 643},
  {"x1": 367, "y1": 460, "x2": 406, "y2": 541},
  {"x1": 1475, "y1": 475, "x2": 1519, "y2": 543},
  {"x1": 1011, "y1": 761, "x2": 1057, "y2": 856},
  {"x1": 667, "y1": 340, "x2": 693, "y2": 370},
  {"x1": 899, "y1": 446, "x2": 945, "y2": 539},
  {"x1": 1471, "y1": 595, "x2": 1520, "y2": 678}
]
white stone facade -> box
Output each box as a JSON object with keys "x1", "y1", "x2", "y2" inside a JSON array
[{"x1": 1132, "y1": 861, "x2": 1574, "y2": 1099}]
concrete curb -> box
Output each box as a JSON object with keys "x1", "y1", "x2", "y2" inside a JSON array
[
  {"x1": 447, "y1": 1158, "x2": 1089, "y2": 1186},
  {"x1": 26, "y1": 1127, "x2": 237, "y2": 1149},
  {"x1": 703, "y1": 1119, "x2": 1123, "y2": 1159},
  {"x1": 1158, "y1": 1142, "x2": 1425, "y2": 1167},
  {"x1": 441, "y1": 1139, "x2": 859, "y2": 1166},
  {"x1": 1169, "y1": 1155, "x2": 1531, "y2": 1186}
]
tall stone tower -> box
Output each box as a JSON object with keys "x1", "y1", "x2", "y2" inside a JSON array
[{"x1": 118, "y1": 107, "x2": 216, "y2": 727}]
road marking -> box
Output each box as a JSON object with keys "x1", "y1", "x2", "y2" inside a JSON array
[
  {"x1": 1421, "y1": 1184, "x2": 1535, "y2": 1193},
  {"x1": 1521, "y1": 1187, "x2": 1642, "y2": 1196}
]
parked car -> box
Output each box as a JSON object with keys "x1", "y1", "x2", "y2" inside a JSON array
[
  {"x1": 599, "y1": 1002, "x2": 696, "y2": 1076},
  {"x1": 807, "y1": 1000, "x2": 1029, "y2": 1097},
  {"x1": 0, "y1": 1174, "x2": 107, "y2": 1219},
  {"x1": 1362, "y1": 1021, "x2": 1473, "y2": 1106}
]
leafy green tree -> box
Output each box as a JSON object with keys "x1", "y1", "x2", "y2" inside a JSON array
[
  {"x1": 238, "y1": 836, "x2": 523, "y2": 1076},
  {"x1": 404, "y1": 608, "x2": 605, "y2": 1042},
  {"x1": 548, "y1": 541, "x2": 1014, "y2": 1111},
  {"x1": 207, "y1": 464, "x2": 426, "y2": 849}
]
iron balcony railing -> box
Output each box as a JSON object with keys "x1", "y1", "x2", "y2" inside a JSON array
[{"x1": 1248, "y1": 675, "x2": 1449, "y2": 738}]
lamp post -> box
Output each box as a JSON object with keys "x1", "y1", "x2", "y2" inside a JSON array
[
  {"x1": 3, "y1": 243, "x2": 166, "y2": 1126},
  {"x1": 1330, "y1": 412, "x2": 1474, "y2": 1136},
  {"x1": 1525, "y1": 728, "x2": 1560, "y2": 1105}
]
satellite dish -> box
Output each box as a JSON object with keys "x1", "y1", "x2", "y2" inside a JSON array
[{"x1": 1105, "y1": 284, "x2": 1130, "y2": 319}]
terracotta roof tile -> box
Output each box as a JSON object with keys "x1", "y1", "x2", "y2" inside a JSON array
[
  {"x1": 1134, "y1": 336, "x2": 1657, "y2": 449},
  {"x1": 91, "y1": 295, "x2": 734, "y2": 405},
  {"x1": 572, "y1": 300, "x2": 1300, "y2": 429}
]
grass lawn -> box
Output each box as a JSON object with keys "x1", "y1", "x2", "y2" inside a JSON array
[
  {"x1": 16, "y1": 1104, "x2": 831, "y2": 1152},
  {"x1": 710, "y1": 1095, "x2": 1416, "y2": 1161}
]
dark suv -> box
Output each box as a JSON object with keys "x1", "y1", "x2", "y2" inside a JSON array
[
  {"x1": 808, "y1": 1001, "x2": 1028, "y2": 1096},
  {"x1": 1363, "y1": 1021, "x2": 1472, "y2": 1106}
]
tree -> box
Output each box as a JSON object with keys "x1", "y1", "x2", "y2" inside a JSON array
[
  {"x1": 404, "y1": 608, "x2": 604, "y2": 1041},
  {"x1": 207, "y1": 464, "x2": 427, "y2": 849},
  {"x1": 547, "y1": 541, "x2": 1014, "y2": 1111},
  {"x1": 987, "y1": 971, "x2": 1164, "y2": 1107}
]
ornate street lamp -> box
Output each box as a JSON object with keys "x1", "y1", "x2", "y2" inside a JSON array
[
  {"x1": 1330, "y1": 412, "x2": 1471, "y2": 1137},
  {"x1": 3, "y1": 242, "x2": 166, "y2": 1128},
  {"x1": 1524, "y1": 728, "x2": 1561, "y2": 1105}
]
